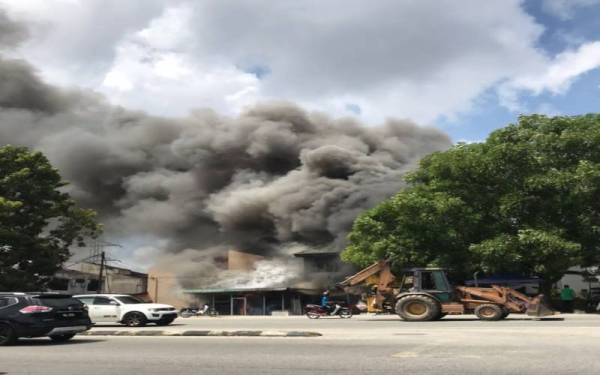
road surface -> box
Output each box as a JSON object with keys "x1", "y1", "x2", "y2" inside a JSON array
[{"x1": 1, "y1": 314, "x2": 599, "y2": 375}]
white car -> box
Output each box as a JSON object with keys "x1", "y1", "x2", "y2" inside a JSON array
[{"x1": 74, "y1": 294, "x2": 177, "y2": 327}]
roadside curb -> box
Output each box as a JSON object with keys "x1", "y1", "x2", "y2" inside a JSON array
[{"x1": 80, "y1": 330, "x2": 322, "y2": 337}]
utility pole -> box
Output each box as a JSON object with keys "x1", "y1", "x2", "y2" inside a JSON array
[
  {"x1": 97, "y1": 251, "x2": 105, "y2": 294},
  {"x1": 151, "y1": 276, "x2": 159, "y2": 303}
]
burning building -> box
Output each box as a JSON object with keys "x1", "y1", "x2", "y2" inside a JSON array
[{"x1": 177, "y1": 249, "x2": 349, "y2": 315}]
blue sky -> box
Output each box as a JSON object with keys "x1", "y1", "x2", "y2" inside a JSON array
[
  {"x1": 438, "y1": 68, "x2": 600, "y2": 142},
  {"x1": 439, "y1": 0, "x2": 600, "y2": 142}
]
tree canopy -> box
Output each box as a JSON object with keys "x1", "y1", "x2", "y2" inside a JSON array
[
  {"x1": 342, "y1": 114, "x2": 600, "y2": 285},
  {"x1": 0, "y1": 145, "x2": 101, "y2": 290}
]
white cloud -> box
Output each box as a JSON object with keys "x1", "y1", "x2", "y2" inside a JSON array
[
  {"x1": 500, "y1": 41, "x2": 600, "y2": 111},
  {"x1": 97, "y1": 3, "x2": 260, "y2": 116},
  {"x1": 518, "y1": 42, "x2": 600, "y2": 93},
  {"x1": 184, "y1": 0, "x2": 549, "y2": 123},
  {"x1": 542, "y1": 0, "x2": 600, "y2": 20},
  {"x1": 0, "y1": 0, "x2": 167, "y2": 86},
  {"x1": 2, "y1": 0, "x2": 599, "y2": 123}
]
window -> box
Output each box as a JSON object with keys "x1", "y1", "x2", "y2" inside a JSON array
[
  {"x1": 420, "y1": 271, "x2": 449, "y2": 291},
  {"x1": 77, "y1": 297, "x2": 95, "y2": 305},
  {"x1": 421, "y1": 272, "x2": 436, "y2": 290},
  {"x1": 306, "y1": 257, "x2": 340, "y2": 273},
  {"x1": 87, "y1": 279, "x2": 100, "y2": 291},
  {"x1": 0, "y1": 297, "x2": 18, "y2": 309},
  {"x1": 399, "y1": 272, "x2": 415, "y2": 292},
  {"x1": 36, "y1": 297, "x2": 83, "y2": 309},
  {"x1": 432, "y1": 271, "x2": 450, "y2": 291},
  {"x1": 115, "y1": 296, "x2": 143, "y2": 304},
  {"x1": 47, "y1": 278, "x2": 69, "y2": 291},
  {"x1": 93, "y1": 297, "x2": 116, "y2": 305}
]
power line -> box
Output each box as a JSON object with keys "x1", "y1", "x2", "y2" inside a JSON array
[{"x1": 65, "y1": 239, "x2": 122, "y2": 267}]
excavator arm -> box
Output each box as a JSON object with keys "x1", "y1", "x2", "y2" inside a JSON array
[
  {"x1": 339, "y1": 260, "x2": 396, "y2": 311},
  {"x1": 339, "y1": 260, "x2": 389, "y2": 286}
]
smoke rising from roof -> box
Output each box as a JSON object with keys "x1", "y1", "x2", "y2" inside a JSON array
[{"x1": 0, "y1": 11, "x2": 451, "y2": 282}]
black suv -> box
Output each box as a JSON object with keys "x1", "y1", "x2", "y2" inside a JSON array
[{"x1": 0, "y1": 292, "x2": 92, "y2": 345}]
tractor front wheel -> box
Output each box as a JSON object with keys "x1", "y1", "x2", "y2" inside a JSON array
[
  {"x1": 395, "y1": 295, "x2": 441, "y2": 322},
  {"x1": 474, "y1": 304, "x2": 504, "y2": 321}
]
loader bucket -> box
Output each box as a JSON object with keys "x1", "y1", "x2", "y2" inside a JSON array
[{"x1": 526, "y1": 294, "x2": 556, "y2": 317}]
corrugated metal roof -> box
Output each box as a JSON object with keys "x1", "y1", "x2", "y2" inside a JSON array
[{"x1": 182, "y1": 287, "x2": 289, "y2": 294}]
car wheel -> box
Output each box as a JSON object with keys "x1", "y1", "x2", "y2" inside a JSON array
[
  {"x1": 0, "y1": 324, "x2": 17, "y2": 346},
  {"x1": 49, "y1": 333, "x2": 76, "y2": 342},
  {"x1": 123, "y1": 312, "x2": 147, "y2": 327}
]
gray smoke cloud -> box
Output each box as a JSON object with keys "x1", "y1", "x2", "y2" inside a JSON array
[
  {"x1": 0, "y1": 11, "x2": 451, "y2": 285},
  {"x1": 0, "y1": 10, "x2": 27, "y2": 49}
]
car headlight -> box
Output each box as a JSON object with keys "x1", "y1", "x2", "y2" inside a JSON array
[{"x1": 148, "y1": 308, "x2": 158, "y2": 312}]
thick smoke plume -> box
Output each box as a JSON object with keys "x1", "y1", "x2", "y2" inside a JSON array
[{"x1": 0, "y1": 12, "x2": 451, "y2": 287}]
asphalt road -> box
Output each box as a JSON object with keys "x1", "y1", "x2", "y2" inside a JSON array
[
  {"x1": 87, "y1": 313, "x2": 600, "y2": 338},
  {"x1": 91, "y1": 312, "x2": 600, "y2": 327},
  {"x1": 2, "y1": 314, "x2": 600, "y2": 375}
]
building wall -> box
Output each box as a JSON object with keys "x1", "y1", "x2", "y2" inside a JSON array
[
  {"x1": 556, "y1": 267, "x2": 600, "y2": 298},
  {"x1": 67, "y1": 263, "x2": 147, "y2": 295},
  {"x1": 47, "y1": 270, "x2": 97, "y2": 294},
  {"x1": 147, "y1": 268, "x2": 189, "y2": 308},
  {"x1": 145, "y1": 250, "x2": 266, "y2": 308},
  {"x1": 227, "y1": 249, "x2": 265, "y2": 271}
]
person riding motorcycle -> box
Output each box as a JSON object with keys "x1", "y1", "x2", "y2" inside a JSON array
[
  {"x1": 200, "y1": 304, "x2": 210, "y2": 315},
  {"x1": 321, "y1": 290, "x2": 341, "y2": 316}
]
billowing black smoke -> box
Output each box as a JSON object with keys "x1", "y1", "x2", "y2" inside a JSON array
[{"x1": 0, "y1": 12, "x2": 451, "y2": 281}]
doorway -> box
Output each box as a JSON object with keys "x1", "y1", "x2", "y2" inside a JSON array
[{"x1": 231, "y1": 297, "x2": 247, "y2": 315}]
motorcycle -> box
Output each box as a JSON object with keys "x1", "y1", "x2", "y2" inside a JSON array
[
  {"x1": 305, "y1": 304, "x2": 353, "y2": 319},
  {"x1": 179, "y1": 304, "x2": 219, "y2": 318}
]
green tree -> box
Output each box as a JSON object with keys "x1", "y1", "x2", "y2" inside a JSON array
[
  {"x1": 342, "y1": 114, "x2": 600, "y2": 287},
  {"x1": 0, "y1": 145, "x2": 101, "y2": 290}
]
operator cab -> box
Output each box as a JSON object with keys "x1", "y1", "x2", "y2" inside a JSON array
[{"x1": 398, "y1": 268, "x2": 453, "y2": 302}]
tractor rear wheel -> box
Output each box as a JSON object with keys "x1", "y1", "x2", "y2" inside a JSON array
[
  {"x1": 395, "y1": 295, "x2": 441, "y2": 322},
  {"x1": 475, "y1": 304, "x2": 504, "y2": 321}
]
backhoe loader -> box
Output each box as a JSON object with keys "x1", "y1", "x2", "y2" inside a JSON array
[{"x1": 339, "y1": 260, "x2": 555, "y2": 321}]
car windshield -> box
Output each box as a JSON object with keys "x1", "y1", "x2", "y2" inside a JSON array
[{"x1": 115, "y1": 296, "x2": 144, "y2": 304}]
